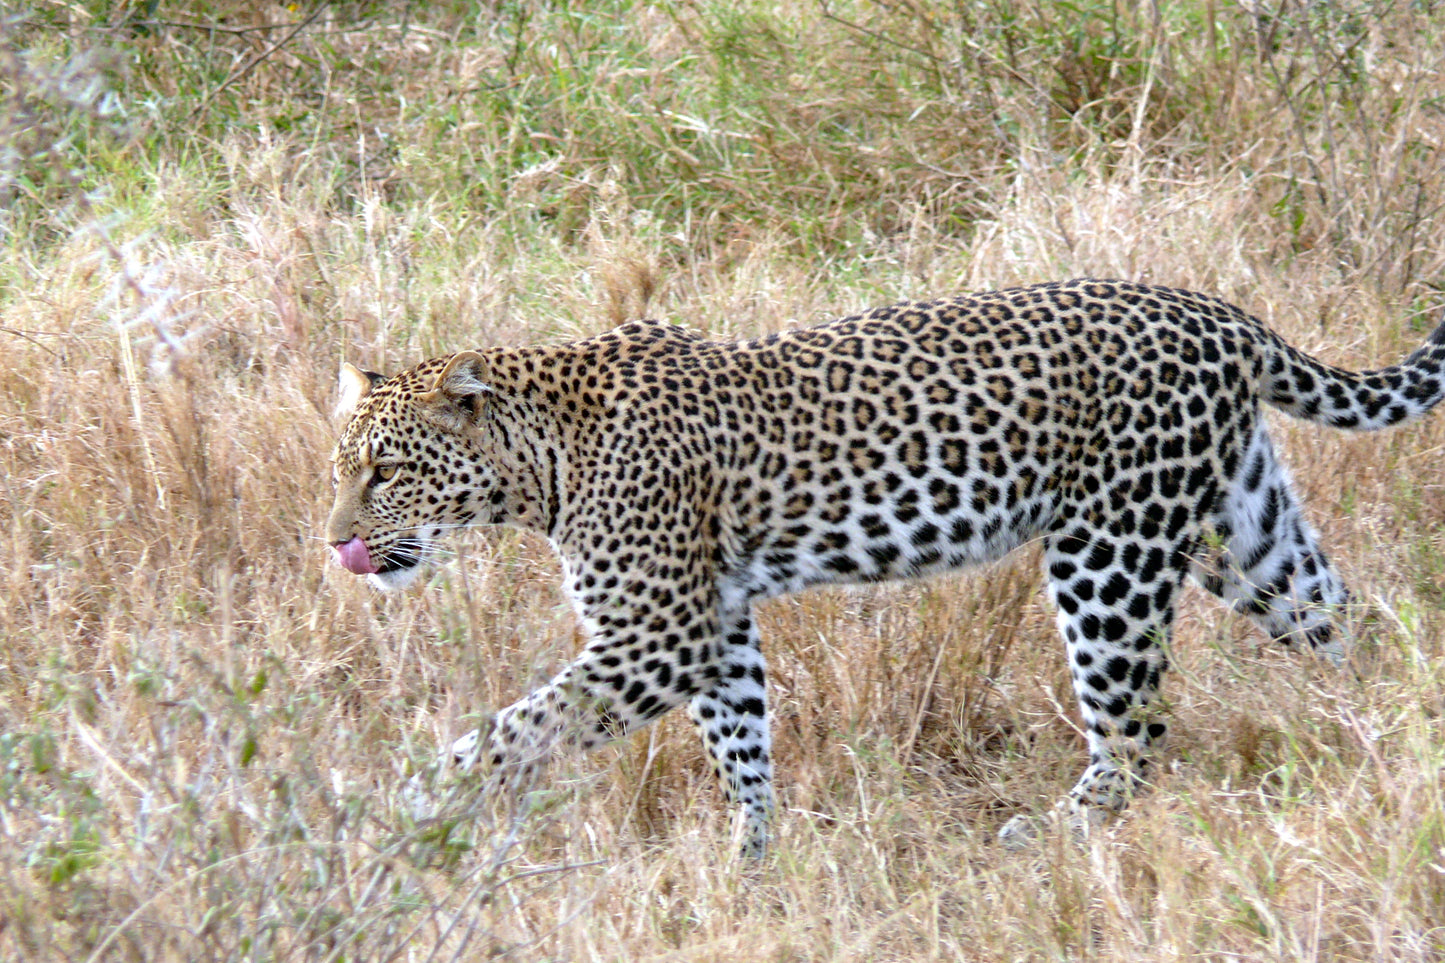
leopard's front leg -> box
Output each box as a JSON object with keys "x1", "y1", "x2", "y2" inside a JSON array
[
  {"x1": 404, "y1": 648, "x2": 698, "y2": 819},
  {"x1": 688, "y1": 604, "x2": 774, "y2": 858},
  {"x1": 405, "y1": 572, "x2": 742, "y2": 846}
]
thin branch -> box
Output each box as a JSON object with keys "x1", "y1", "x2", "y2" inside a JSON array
[
  {"x1": 817, "y1": 1, "x2": 947, "y2": 69},
  {"x1": 114, "y1": 18, "x2": 309, "y2": 36},
  {"x1": 818, "y1": 1, "x2": 1076, "y2": 119},
  {"x1": 186, "y1": 4, "x2": 326, "y2": 123},
  {"x1": 0, "y1": 326, "x2": 59, "y2": 355},
  {"x1": 94, "y1": 17, "x2": 403, "y2": 39}
]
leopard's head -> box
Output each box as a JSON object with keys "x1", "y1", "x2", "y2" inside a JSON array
[{"x1": 325, "y1": 352, "x2": 502, "y2": 590}]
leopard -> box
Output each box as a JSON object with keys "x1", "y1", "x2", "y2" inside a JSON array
[{"x1": 325, "y1": 278, "x2": 1445, "y2": 856}]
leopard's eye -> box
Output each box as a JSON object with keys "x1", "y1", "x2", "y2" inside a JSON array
[{"x1": 373, "y1": 464, "x2": 399, "y2": 485}]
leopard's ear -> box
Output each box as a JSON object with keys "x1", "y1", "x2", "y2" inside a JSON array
[
  {"x1": 336, "y1": 362, "x2": 384, "y2": 420},
  {"x1": 421, "y1": 351, "x2": 492, "y2": 430}
]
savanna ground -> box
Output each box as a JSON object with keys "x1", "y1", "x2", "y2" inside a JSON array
[{"x1": 2, "y1": 1, "x2": 1444, "y2": 959}]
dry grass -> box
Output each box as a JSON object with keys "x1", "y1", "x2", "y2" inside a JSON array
[{"x1": 2, "y1": 1, "x2": 1445, "y2": 960}]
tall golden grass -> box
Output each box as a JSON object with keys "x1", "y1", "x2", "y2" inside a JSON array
[{"x1": 2, "y1": 2, "x2": 1444, "y2": 959}]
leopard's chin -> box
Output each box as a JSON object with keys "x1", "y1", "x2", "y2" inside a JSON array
[{"x1": 368, "y1": 564, "x2": 424, "y2": 591}]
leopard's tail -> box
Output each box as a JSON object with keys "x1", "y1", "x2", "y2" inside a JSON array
[{"x1": 1263, "y1": 311, "x2": 1445, "y2": 430}]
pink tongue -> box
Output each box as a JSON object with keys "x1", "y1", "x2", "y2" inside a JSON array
[{"x1": 332, "y1": 536, "x2": 379, "y2": 575}]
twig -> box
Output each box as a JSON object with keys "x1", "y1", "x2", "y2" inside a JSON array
[
  {"x1": 187, "y1": 4, "x2": 326, "y2": 123},
  {"x1": 819, "y1": 1, "x2": 1077, "y2": 119},
  {"x1": 114, "y1": 18, "x2": 309, "y2": 36},
  {"x1": 97, "y1": 17, "x2": 406, "y2": 39},
  {"x1": 0, "y1": 325, "x2": 59, "y2": 355},
  {"x1": 817, "y1": 1, "x2": 948, "y2": 70}
]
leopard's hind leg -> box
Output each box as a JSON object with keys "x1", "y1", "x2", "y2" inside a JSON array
[{"x1": 1192, "y1": 423, "x2": 1349, "y2": 661}]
